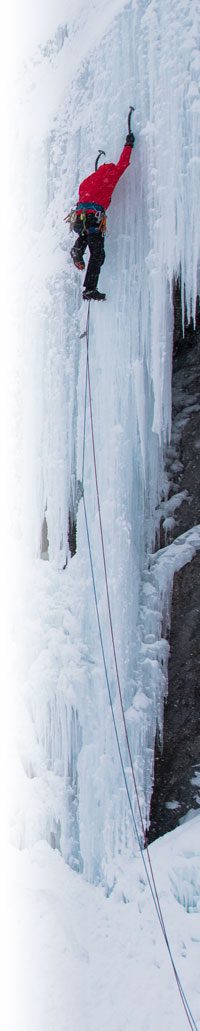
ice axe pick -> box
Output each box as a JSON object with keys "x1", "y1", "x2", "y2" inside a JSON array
[{"x1": 128, "y1": 105, "x2": 135, "y2": 133}]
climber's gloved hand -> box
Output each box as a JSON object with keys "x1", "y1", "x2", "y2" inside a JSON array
[{"x1": 126, "y1": 131, "x2": 135, "y2": 147}]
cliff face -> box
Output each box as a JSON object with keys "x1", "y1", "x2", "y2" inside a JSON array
[{"x1": 149, "y1": 302, "x2": 200, "y2": 840}]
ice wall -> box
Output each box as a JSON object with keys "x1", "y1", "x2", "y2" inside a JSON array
[{"x1": 12, "y1": 0, "x2": 200, "y2": 884}]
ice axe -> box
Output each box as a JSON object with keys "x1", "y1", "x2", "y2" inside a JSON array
[
  {"x1": 95, "y1": 149, "x2": 106, "y2": 171},
  {"x1": 128, "y1": 105, "x2": 135, "y2": 133}
]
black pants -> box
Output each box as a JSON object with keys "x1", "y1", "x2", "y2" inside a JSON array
[{"x1": 73, "y1": 213, "x2": 105, "y2": 291}]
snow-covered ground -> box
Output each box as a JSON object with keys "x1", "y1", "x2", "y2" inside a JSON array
[
  {"x1": 7, "y1": 814, "x2": 200, "y2": 1031},
  {"x1": 3, "y1": 0, "x2": 200, "y2": 1028}
]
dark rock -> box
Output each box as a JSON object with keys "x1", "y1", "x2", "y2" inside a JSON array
[{"x1": 148, "y1": 293, "x2": 200, "y2": 842}]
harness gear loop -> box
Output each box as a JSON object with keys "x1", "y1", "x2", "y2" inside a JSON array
[
  {"x1": 99, "y1": 214, "x2": 107, "y2": 235},
  {"x1": 64, "y1": 204, "x2": 107, "y2": 236},
  {"x1": 63, "y1": 208, "x2": 78, "y2": 231}
]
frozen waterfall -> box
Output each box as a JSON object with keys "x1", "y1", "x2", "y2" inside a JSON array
[{"x1": 10, "y1": 0, "x2": 200, "y2": 886}]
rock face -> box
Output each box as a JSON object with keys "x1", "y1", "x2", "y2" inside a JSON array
[{"x1": 149, "y1": 299, "x2": 200, "y2": 841}]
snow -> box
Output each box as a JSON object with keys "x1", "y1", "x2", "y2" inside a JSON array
[
  {"x1": 3, "y1": 0, "x2": 200, "y2": 1028},
  {"x1": 8, "y1": 815, "x2": 200, "y2": 1031}
]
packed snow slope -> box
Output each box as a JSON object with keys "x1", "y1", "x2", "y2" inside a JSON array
[
  {"x1": 7, "y1": 815, "x2": 200, "y2": 1031},
  {"x1": 10, "y1": 0, "x2": 200, "y2": 890}
]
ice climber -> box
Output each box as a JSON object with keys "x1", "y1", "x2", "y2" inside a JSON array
[{"x1": 66, "y1": 123, "x2": 135, "y2": 301}]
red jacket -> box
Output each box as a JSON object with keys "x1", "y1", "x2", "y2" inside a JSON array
[{"x1": 78, "y1": 144, "x2": 132, "y2": 210}]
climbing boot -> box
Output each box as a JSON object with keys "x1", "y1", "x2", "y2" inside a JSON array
[
  {"x1": 70, "y1": 247, "x2": 85, "y2": 271},
  {"x1": 83, "y1": 289, "x2": 106, "y2": 301}
]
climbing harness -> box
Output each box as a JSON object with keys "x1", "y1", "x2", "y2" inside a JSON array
[
  {"x1": 79, "y1": 301, "x2": 198, "y2": 1031},
  {"x1": 64, "y1": 202, "x2": 107, "y2": 236}
]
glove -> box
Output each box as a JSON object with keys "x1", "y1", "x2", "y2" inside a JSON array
[{"x1": 126, "y1": 131, "x2": 135, "y2": 147}]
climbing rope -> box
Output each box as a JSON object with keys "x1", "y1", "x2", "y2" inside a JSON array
[
  {"x1": 81, "y1": 302, "x2": 90, "y2": 486},
  {"x1": 80, "y1": 302, "x2": 198, "y2": 1031}
]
